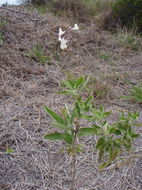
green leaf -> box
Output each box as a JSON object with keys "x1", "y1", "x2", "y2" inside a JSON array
[
  {"x1": 112, "y1": 139, "x2": 121, "y2": 148},
  {"x1": 62, "y1": 80, "x2": 74, "y2": 89},
  {"x1": 98, "y1": 149, "x2": 105, "y2": 162},
  {"x1": 131, "y1": 133, "x2": 140, "y2": 138},
  {"x1": 58, "y1": 90, "x2": 78, "y2": 96},
  {"x1": 92, "y1": 124, "x2": 102, "y2": 135},
  {"x1": 99, "y1": 162, "x2": 110, "y2": 170},
  {"x1": 109, "y1": 148, "x2": 120, "y2": 162},
  {"x1": 78, "y1": 128, "x2": 97, "y2": 137},
  {"x1": 83, "y1": 105, "x2": 91, "y2": 112},
  {"x1": 44, "y1": 106, "x2": 64, "y2": 124},
  {"x1": 84, "y1": 95, "x2": 93, "y2": 106},
  {"x1": 81, "y1": 114, "x2": 93, "y2": 120},
  {"x1": 113, "y1": 129, "x2": 122, "y2": 135},
  {"x1": 62, "y1": 133, "x2": 73, "y2": 144},
  {"x1": 70, "y1": 107, "x2": 77, "y2": 124},
  {"x1": 96, "y1": 137, "x2": 105, "y2": 149},
  {"x1": 75, "y1": 102, "x2": 81, "y2": 118},
  {"x1": 79, "y1": 77, "x2": 89, "y2": 91},
  {"x1": 75, "y1": 144, "x2": 84, "y2": 153},
  {"x1": 44, "y1": 133, "x2": 73, "y2": 144},
  {"x1": 75, "y1": 76, "x2": 84, "y2": 89},
  {"x1": 52, "y1": 122, "x2": 68, "y2": 130},
  {"x1": 68, "y1": 80, "x2": 75, "y2": 88},
  {"x1": 104, "y1": 111, "x2": 112, "y2": 118},
  {"x1": 62, "y1": 106, "x2": 70, "y2": 126},
  {"x1": 44, "y1": 133, "x2": 64, "y2": 141},
  {"x1": 115, "y1": 138, "x2": 126, "y2": 146},
  {"x1": 92, "y1": 124, "x2": 101, "y2": 130},
  {"x1": 6, "y1": 148, "x2": 14, "y2": 153}
]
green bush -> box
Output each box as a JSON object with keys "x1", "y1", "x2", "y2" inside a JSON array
[{"x1": 112, "y1": 0, "x2": 142, "y2": 31}]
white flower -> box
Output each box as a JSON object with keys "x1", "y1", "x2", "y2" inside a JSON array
[
  {"x1": 58, "y1": 35, "x2": 62, "y2": 42},
  {"x1": 59, "y1": 28, "x2": 65, "y2": 35},
  {"x1": 58, "y1": 28, "x2": 65, "y2": 41},
  {"x1": 60, "y1": 37, "x2": 68, "y2": 50},
  {"x1": 72, "y1": 24, "x2": 79, "y2": 30}
]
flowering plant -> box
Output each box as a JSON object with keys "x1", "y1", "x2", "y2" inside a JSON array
[{"x1": 58, "y1": 24, "x2": 79, "y2": 50}]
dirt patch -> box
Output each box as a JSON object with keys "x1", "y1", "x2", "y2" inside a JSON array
[{"x1": 0, "y1": 6, "x2": 142, "y2": 190}]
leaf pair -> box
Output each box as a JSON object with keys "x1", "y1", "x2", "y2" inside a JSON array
[
  {"x1": 92, "y1": 106, "x2": 111, "y2": 122},
  {"x1": 43, "y1": 107, "x2": 73, "y2": 144},
  {"x1": 44, "y1": 103, "x2": 80, "y2": 144},
  {"x1": 59, "y1": 76, "x2": 89, "y2": 97}
]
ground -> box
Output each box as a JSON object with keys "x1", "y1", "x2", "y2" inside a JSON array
[{"x1": 0, "y1": 6, "x2": 142, "y2": 190}]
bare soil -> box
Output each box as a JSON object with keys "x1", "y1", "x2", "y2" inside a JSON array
[{"x1": 0, "y1": 6, "x2": 142, "y2": 190}]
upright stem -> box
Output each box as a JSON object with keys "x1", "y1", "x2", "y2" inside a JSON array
[
  {"x1": 72, "y1": 153, "x2": 76, "y2": 190},
  {"x1": 71, "y1": 129, "x2": 77, "y2": 190}
]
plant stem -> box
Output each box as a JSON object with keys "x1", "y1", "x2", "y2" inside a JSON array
[
  {"x1": 72, "y1": 150, "x2": 76, "y2": 190},
  {"x1": 71, "y1": 129, "x2": 77, "y2": 190}
]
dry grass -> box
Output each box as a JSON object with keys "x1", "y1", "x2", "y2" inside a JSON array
[{"x1": 0, "y1": 6, "x2": 142, "y2": 190}]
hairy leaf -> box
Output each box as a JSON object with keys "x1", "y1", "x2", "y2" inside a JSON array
[
  {"x1": 44, "y1": 106, "x2": 64, "y2": 124},
  {"x1": 58, "y1": 90, "x2": 78, "y2": 96},
  {"x1": 96, "y1": 137, "x2": 105, "y2": 149},
  {"x1": 44, "y1": 133, "x2": 64, "y2": 141},
  {"x1": 78, "y1": 128, "x2": 97, "y2": 137},
  {"x1": 52, "y1": 122, "x2": 68, "y2": 130},
  {"x1": 44, "y1": 132, "x2": 72, "y2": 144}
]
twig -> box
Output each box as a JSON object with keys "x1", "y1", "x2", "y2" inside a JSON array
[{"x1": 0, "y1": 7, "x2": 45, "y2": 22}]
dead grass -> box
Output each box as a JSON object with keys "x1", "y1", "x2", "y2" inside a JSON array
[{"x1": 0, "y1": 5, "x2": 142, "y2": 190}]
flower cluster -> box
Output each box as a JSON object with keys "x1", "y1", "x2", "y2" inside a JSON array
[{"x1": 58, "y1": 24, "x2": 79, "y2": 50}]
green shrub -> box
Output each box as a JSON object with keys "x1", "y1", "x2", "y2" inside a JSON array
[
  {"x1": 44, "y1": 76, "x2": 140, "y2": 167},
  {"x1": 44, "y1": 76, "x2": 140, "y2": 189},
  {"x1": 112, "y1": 0, "x2": 142, "y2": 31}
]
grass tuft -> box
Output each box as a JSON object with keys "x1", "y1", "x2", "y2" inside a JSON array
[
  {"x1": 27, "y1": 45, "x2": 51, "y2": 64},
  {"x1": 113, "y1": 27, "x2": 142, "y2": 51}
]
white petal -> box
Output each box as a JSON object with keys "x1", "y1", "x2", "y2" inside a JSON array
[
  {"x1": 59, "y1": 28, "x2": 65, "y2": 36},
  {"x1": 72, "y1": 24, "x2": 79, "y2": 30},
  {"x1": 58, "y1": 35, "x2": 62, "y2": 41},
  {"x1": 60, "y1": 38, "x2": 68, "y2": 49}
]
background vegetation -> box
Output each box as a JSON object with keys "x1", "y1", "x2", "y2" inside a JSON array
[
  {"x1": 25, "y1": 0, "x2": 142, "y2": 31},
  {"x1": 112, "y1": 0, "x2": 142, "y2": 31}
]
